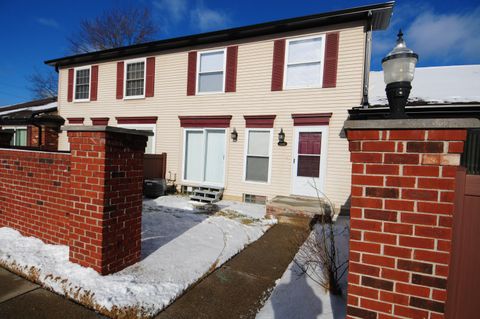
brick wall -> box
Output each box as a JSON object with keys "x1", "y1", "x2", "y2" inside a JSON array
[
  {"x1": 0, "y1": 127, "x2": 149, "y2": 275},
  {"x1": 0, "y1": 149, "x2": 71, "y2": 245},
  {"x1": 346, "y1": 128, "x2": 466, "y2": 319}
]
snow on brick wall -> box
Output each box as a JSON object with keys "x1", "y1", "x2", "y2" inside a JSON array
[
  {"x1": 0, "y1": 148, "x2": 71, "y2": 245},
  {"x1": 346, "y1": 128, "x2": 466, "y2": 319}
]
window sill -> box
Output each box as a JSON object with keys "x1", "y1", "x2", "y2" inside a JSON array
[
  {"x1": 244, "y1": 180, "x2": 270, "y2": 185},
  {"x1": 123, "y1": 96, "x2": 146, "y2": 100},
  {"x1": 195, "y1": 91, "x2": 225, "y2": 96},
  {"x1": 283, "y1": 85, "x2": 323, "y2": 91},
  {"x1": 73, "y1": 99, "x2": 91, "y2": 103}
]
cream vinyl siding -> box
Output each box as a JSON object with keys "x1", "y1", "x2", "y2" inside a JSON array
[{"x1": 57, "y1": 21, "x2": 366, "y2": 210}]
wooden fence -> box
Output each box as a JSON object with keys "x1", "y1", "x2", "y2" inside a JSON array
[{"x1": 144, "y1": 153, "x2": 167, "y2": 179}]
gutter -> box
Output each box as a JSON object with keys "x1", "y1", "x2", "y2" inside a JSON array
[{"x1": 361, "y1": 12, "x2": 373, "y2": 108}]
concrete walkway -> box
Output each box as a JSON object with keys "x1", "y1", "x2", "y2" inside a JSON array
[
  {"x1": 0, "y1": 221, "x2": 310, "y2": 319},
  {"x1": 155, "y1": 221, "x2": 310, "y2": 319}
]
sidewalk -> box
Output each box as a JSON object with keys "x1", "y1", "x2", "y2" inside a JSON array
[
  {"x1": 0, "y1": 267, "x2": 105, "y2": 319},
  {"x1": 0, "y1": 221, "x2": 310, "y2": 319}
]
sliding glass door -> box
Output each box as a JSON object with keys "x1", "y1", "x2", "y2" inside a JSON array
[{"x1": 184, "y1": 129, "x2": 226, "y2": 186}]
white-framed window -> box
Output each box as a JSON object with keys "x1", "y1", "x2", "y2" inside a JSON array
[
  {"x1": 197, "y1": 49, "x2": 226, "y2": 94},
  {"x1": 244, "y1": 129, "x2": 273, "y2": 183},
  {"x1": 3, "y1": 126, "x2": 28, "y2": 146},
  {"x1": 124, "y1": 58, "x2": 146, "y2": 99},
  {"x1": 74, "y1": 66, "x2": 91, "y2": 101},
  {"x1": 284, "y1": 35, "x2": 325, "y2": 89},
  {"x1": 117, "y1": 123, "x2": 156, "y2": 154}
]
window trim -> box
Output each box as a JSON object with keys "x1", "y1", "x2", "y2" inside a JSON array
[
  {"x1": 116, "y1": 123, "x2": 156, "y2": 154},
  {"x1": 73, "y1": 65, "x2": 91, "y2": 102},
  {"x1": 196, "y1": 48, "x2": 227, "y2": 95},
  {"x1": 123, "y1": 57, "x2": 147, "y2": 100},
  {"x1": 283, "y1": 34, "x2": 326, "y2": 90},
  {"x1": 243, "y1": 128, "x2": 273, "y2": 184}
]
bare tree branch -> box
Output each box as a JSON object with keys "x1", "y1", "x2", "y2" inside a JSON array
[
  {"x1": 27, "y1": 69, "x2": 58, "y2": 99},
  {"x1": 68, "y1": 7, "x2": 158, "y2": 54}
]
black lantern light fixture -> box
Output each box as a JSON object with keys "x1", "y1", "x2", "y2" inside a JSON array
[
  {"x1": 382, "y1": 30, "x2": 418, "y2": 118},
  {"x1": 278, "y1": 128, "x2": 287, "y2": 146},
  {"x1": 231, "y1": 128, "x2": 238, "y2": 142}
]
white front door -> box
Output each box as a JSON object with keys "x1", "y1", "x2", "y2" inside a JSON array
[
  {"x1": 184, "y1": 129, "x2": 226, "y2": 186},
  {"x1": 291, "y1": 126, "x2": 328, "y2": 197}
]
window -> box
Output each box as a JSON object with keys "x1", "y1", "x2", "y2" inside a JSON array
[
  {"x1": 197, "y1": 49, "x2": 225, "y2": 93},
  {"x1": 74, "y1": 67, "x2": 90, "y2": 101},
  {"x1": 245, "y1": 129, "x2": 272, "y2": 183},
  {"x1": 125, "y1": 59, "x2": 145, "y2": 98},
  {"x1": 285, "y1": 36, "x2": 324, "y2": 89},
  {"x1": 5, "y1": 127, "x2": 27, "y2": 146}
]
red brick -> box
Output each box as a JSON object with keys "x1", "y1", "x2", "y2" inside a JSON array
[
  {"x1": 418, "y1": 178, "x2": 455, "y2": 190},
  {"x1": 414, "y1": 226, "x2": 451, "y2": 240},
  {"x1": 414, "y1": 250, "x2": 450, "y2": 265},
  {"x1": 384, "y1": 222, "x2": 413, "y2": 235},
  {"x1": 448, "y1": 141, "x2": 464, "y2": 153},
  {"x1": 394, "y1": 304, "x2": 429, "y2": 319},
  {"x1": 402, "y1": 189, "x2": 438, "y2": 201},
  {"x1": 349, "y1": 261, "x2": 381, "y2": 276},
  {"x1": 427, "y1": 129, "x2": 467, "y2": 141},
  {"x1": 352, "y1": 174, "x2": 384, "y2": 186},
  {"x1": 384, "y1": 153, "x2": 419, "y2": 164},
  {"x1": 352, "y1": 163, "x2": 364, "y2": 174},
  {"x1": 348, "y1": 284, "x2": 379, "y2": 299},
  {"x1": 438, "y1": 215, "x2": 453, "y2": 227},
  {"x1": 417, "y1": 202, "x2": 454, "y2": 215},
  {"x1": 381, "y1": 267, "x2": 410, "y2": 282},
  {"x1": 366, "y1": 187, "x2": 399, "y2": 198},
  {"x1": 350, "y1": 241, "x2": 381, "y2": 254},
  {"x1": 380, "y1": 291, "x2": 409, "y2": 306},
  {"x1": 384, "y1": 245, "x2": 412, "y2": 259},
  {"x1": 360, "y1": 298, "x2": 393, "y2": 314},
  {"x1": 362, "y1": 254, "x2": 396, "y2": 268},
  {"x1": 350, "y1": 219, "x2": 382, "y2": 232},
  {"x1": 362, "y1": 276, "x2": 394, "y2": 291},
  {"x1": 403, "y1": 165, "x2": 439, "y2": 177},
  {"x1": 395, "y1": 282, "x2": 431, "y2": 298},
  {"x1": 348, "y1": 130, "x2": 381, "y2": 140},
  {"x1": 351, "y1": 196, "x2": 383, "y2": 209},
  {"x1": 366, "y1": 164, "x2": 399, "y2": 175},
  {"x1": 364, "y1": 231, "x2": 397, "y2": 245},
  {"x1": 432, "y1": 289, "x2": 447, "y2": 302},
  {"x1": 406, "y1": 141, "x2": 444, "y2": 153},
  {"x1": 422, "y1": 154, "x2": 460, "y2": 166},
  {"x1": 441, "y1": 166, "x2": 457, "y2": 177},
  {"x1": 440, "y1": 191, "x2": 455, "y2": 203},
  {"x1": 399, "y1": 235, "x2": 434, "y2": 249},
  {"x1": 349, "y1": 141, "x2": 361, "y2": 151},
  {"x1": 385, "y1": 176, "x2": 416, "y2": 187},
  {"x1": 351, "y1": 186, "x2": 363, "y2": 196},
  {"x1": 351, "y1": 152, "x2": 383, "y2": 163},
  {"x1": 388, "y1": 130, "x2": 426, "y2": 141},
  {"x1": 364, "y1": 209, "x2": 397, "y2": 222},
  {"x1": 363, "y1": 141, "x2": 396, "y2": 152},
  {"x1": 401, "y1": 212, "x2": 437, "y2": 226},
  {"x1": 397, "y1": 259, "x2": 433, "y2": 274},
  {"x1": 385, "y1": 199, "x2": 414, "y2": 212}
]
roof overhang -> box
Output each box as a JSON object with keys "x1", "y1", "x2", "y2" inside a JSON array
[{"x1": 45, "y1": 2, "x2": 394, "y2": 68}]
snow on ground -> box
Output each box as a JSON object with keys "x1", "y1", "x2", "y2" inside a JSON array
[
  {"x1": 256, "y1": 216, "x2": 349, "y2": 319},
  {"x1": 369, "y1": 65, "x2": 480, "y2": 105},
  {"x1": 0, "y1": 195, "x2": 276, "y2": 318}
]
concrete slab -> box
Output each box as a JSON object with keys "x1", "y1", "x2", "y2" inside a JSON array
[
  {"x1": 0, "y1": 268, "x2": 38, "y2": 303},
  {"x1": 0, "y1": 288, "x2": 106, "y2": 319},
  {"x1": 267, "y1": 195, "x2": 329, "y2": 218}
]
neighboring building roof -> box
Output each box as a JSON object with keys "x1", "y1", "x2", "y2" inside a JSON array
[
  {"x1": 45, "y1": 2, "x2": 394, "y2": 68},
  {"x1": 0, "y1": 97, "x2": 57, "y2": 117},
  {"x1": 369, "y1": 65, "x2": 480, "y2": 106}
]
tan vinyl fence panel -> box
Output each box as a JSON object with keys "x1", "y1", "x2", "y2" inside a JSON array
[{"x1": 57, "y1": 21, "x2": 366, "y2": 209}]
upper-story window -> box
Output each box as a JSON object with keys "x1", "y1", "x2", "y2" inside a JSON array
[
  {"x1": 125, "y1": 58, "x2": 146, "y2": 98},
  {"x1": 284, "y1": 35, "x2": 325, "y2": 89},
  {"x1": 197, "y1": 49, "x2": 225, "y2": 94},
  {"x1": 74, "y1": 66, "x2": 90, "y2": 101}
]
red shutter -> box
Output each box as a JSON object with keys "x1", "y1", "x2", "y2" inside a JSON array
[
  {"x1": 145, "y1": 57, "x2": 155, "y2": 97},
  {"x1": 116, "y1": 61, "x2": 124, "y2": 99},
  {"x1": 225, "y1": 46, "x2": 238, "y2": 93},
  {"x1": 271, "y1": 39, "x2": 286, "y2": 91},
  {"x1": 90, "y1": 65, "x2": 98, "y2": 101},
  {"x1": 322, "y1": 32, "x2": 340, "y2": 88},
  {"x1": 67, "y1": 68, "x2": 74, "y2": 102},
  {"x1": 187, "y1": 51, "x2": 197, "y2": 96}
]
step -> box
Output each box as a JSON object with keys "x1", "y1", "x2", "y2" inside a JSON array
[{"x1": 189, "y1": 195, "x2": 217, "y2": 203}]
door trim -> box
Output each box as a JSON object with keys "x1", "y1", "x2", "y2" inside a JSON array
[{"x1": 290, "y1": 125, "x2": 329, "y2": 197}]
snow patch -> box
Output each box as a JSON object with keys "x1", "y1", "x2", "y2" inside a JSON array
[{"x1": 0, "y1": 196, "x2": 276, "y2": 318}]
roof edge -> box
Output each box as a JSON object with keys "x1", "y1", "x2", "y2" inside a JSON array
[{"x1": 45, "y1": 2, "x2": 394, "y2": 68}]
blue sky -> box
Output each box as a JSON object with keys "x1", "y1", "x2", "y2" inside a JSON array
[{"x1": 0, "y1": 0, "x2": 479, "y2": 105}]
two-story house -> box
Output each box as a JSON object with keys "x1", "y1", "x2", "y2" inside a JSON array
[{"x1": 45, "y1": 2, "x2": 393, "y2": 211}]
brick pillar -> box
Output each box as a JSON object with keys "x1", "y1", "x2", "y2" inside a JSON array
[
  {"x1": 28, "y1": 125, "x2": 59, "y2": 150},
  {"x1": 66, "y1": 126, "x2": 150, "y2": 275},
  {"x1": 0, "y1": 130, "x2": 14, "y2": 146},
  {"x1": 345, "y1": 121, "x2": 467, "y2": 319}
]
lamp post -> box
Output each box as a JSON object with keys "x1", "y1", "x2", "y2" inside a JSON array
[{"x1": 382, "y1": 30, "x2": 418, "y2": 118}]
